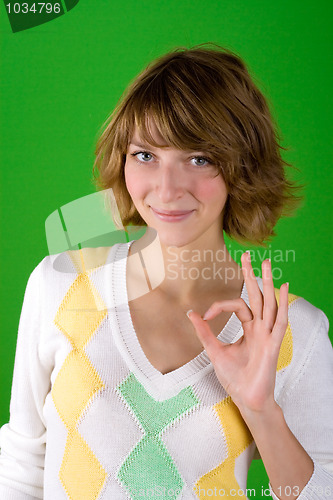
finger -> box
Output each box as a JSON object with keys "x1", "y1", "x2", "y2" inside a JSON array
[
  {"x1": 186, "y1": 309, "x2": 225, "y2": 360},
  {"x1": 271, "y1": 282, "x2": 289, "y2": 344},
  {"x1": 241, "y1": 251, "x2": 263, "y2": 318},
  {"x1": 203, "y1": 298, "x2": 253, "y2": 323},
  {"x1": 262, "y1": 259, "x2": 278, "y2": 330}
]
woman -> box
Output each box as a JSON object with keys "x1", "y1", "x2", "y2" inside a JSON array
[{"x1": 0, "y1": 44, "x2": 332, "y2": 499}]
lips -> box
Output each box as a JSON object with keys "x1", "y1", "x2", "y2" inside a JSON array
[
  {"x1": 150, "y1": 207, "x2": 195, "y2": 222},
  {"x1": 151, "y1": 208, "x2": 194, "y2": 216}
]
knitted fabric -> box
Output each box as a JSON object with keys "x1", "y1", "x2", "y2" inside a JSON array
[{"x1": 0, "y1": 241, "x2": 332, "y2": 499}]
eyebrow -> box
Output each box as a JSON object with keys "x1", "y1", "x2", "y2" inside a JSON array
[
  {"x1": 129, "y1": 141, "x2": 173, "y2": 149},
  {"x1": 129, "y1": 142, "x2": 207, "y2": 154},
  {"x1": 129, "y1": 142, "x2": 152, "y2": 148}
]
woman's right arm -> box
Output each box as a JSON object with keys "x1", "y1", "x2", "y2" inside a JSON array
[{"x1": 0, "y1": 260, "x2": 51, "y2": 499}]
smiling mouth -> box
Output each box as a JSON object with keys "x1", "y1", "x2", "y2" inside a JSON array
[
  {"x1": 151, "y1": 208, "x2": 194, "y2": 215},
  {"x1": 150, "y1": 207, "x2": 195, "y2": 222}
]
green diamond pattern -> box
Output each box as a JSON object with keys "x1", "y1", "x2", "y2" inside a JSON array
[{"x1": 117, "y1": 373, "x2": 200, "y2": 499}]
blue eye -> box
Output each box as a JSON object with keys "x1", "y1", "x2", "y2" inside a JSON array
[
  {"x1": 131, "y1": 152, "x2": 153, "y2": 162},
  {"x1": 130, "y1": 151, "x2": 213, "y2": 168},
  {"x1": 191, "y1": 156, "x2": 211, "y2": 167}
]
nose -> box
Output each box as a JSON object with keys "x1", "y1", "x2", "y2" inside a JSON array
[{"x1": 155, "y1": 164, "x2": 185, "y2": 203}]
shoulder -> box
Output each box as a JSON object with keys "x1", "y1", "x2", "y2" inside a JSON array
[
  {"x1": 35, "y1": 246, "x2": 114, "y2": 274},
  {"x1": 274, "y1": 288, "x2": 329, "y2": 336},
  {"x1": 256, "y1": 278, "x2": 328, "y2": 335},
  {"x1": 276, "y1": 291, "x2": 330, "y2": 378},
  {"x1": 27, "y1": 246, "x2": 116, "y2": 296},
  {"x1": 285, "y1": 294, "x2": 329, "y2": 336}
]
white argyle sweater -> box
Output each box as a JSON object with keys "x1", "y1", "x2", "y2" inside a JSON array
[{"x1": 0, "y1": 241, "x2": 333, "y2": 499}]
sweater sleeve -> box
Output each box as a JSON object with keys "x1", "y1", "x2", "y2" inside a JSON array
[
  {"x1": 269, "y1": 303, "x2": 333, "y2": 499},
  {"x1": 0, "y1": 260, "x2": 52, "y2": 499}
]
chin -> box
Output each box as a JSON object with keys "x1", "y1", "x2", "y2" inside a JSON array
[{"x1": 154, "y1": 229, "x2": 199, "y2": 248}]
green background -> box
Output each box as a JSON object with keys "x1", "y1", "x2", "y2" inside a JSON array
[{"x1": 0, "y1": 0, "x2": 332, "y2": 495}]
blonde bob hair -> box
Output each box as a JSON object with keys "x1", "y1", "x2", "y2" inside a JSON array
[{"x1": 93, "y1": 44, "x2": 301, "y2": 244}]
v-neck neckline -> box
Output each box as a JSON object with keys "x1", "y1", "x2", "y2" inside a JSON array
[{"x1": 107, "y1": 241, "x2": 249, "y2": 400}]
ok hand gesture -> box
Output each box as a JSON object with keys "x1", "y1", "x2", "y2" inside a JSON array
[{"x1": 187, "y1": 252, "x2": 289, "y2": 418}]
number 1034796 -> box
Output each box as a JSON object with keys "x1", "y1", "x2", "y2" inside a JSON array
[
  {"x1": 276, "y1": 485, "x2": 332, "y2": 497},
  {"x1": 6, "y1": 3, "x2": 61, "y2": 14}
]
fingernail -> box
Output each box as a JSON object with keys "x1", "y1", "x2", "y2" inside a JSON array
[
  {"x1": 186, "y1": 309, "x2": 193, "y2": 319},
  {"x1": 286, "y1": 282, "x2": 289, "y2": 289},
  {"x1": 202, "y1": 309, "x2": 211, "y2": 320}
]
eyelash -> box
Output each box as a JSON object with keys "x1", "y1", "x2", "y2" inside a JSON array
[{"x1": 130, "y1": 151, "x2": 212, "y2": 167}]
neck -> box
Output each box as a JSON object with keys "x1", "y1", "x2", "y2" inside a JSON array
[{"x1": 128, "y1": 227, "x2": 242, "y2": 305}]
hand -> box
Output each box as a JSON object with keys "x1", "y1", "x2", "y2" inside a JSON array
[{"x1": 187, "y1": 252, "x2": 289, "y2": 417}]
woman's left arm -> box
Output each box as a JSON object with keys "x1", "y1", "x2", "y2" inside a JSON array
[
  {"x1": 265, "y1": 303, "x2": 333, "y2": 500},
  {"x1": 187, "y1": 252, "x2": 333, "y2": 500}
]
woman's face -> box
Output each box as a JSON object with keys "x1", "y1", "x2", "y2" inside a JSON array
[{"x1": 124, "y1": 127, "x2": 228, "y2": 248}]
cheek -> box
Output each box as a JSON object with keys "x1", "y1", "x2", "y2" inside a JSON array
[
  {"x1": 124, "y1": 165, "x2": 146, "y2": 200},
  {"x1": 195, "y1": 176, "x2": 228, "y2": 206}
]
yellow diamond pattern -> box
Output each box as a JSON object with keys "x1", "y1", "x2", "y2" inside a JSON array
[
  {"x1": 275, "y1": 291, "x2": 298, "y2": 372},
  {"x1": 52, "y1": 250, "x2": 107, "y2": 499},
  {"x1": 52, "y1": 350, "x2": 105, "y2": 429},
  {"x1": 194, "y1": 396, "x2": 253, "y2": 498},
  {"x1": 60, "y1": 430, "x2": 107, "y2": 500},
  {"x1": 54, "y1": 273, "x2": 107, "y2": 346}
]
